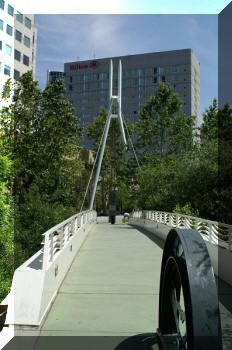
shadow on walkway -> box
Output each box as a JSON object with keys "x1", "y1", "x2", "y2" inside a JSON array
[{"x1": 134, "y1": 227, "x2": 165, "y2": 250}]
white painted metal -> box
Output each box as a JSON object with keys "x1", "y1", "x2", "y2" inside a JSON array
[
  {"x1": 89, "y1": 100, "x2": 113, "y2": 210},
  {"x1": 89, "y1": 59, "x2": 127, "y2": 210},
  {"x1": 129, "y1": 212, "x2": 232, "y2": 287},
  {"x1": 130, "y1": 210, "x2": 232, "y2": 251},
  {"x1": 1, "y1": 210, "x2": 97, "y2": 327}
]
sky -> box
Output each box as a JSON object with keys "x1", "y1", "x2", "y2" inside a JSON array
[
  {"x1": 20, "y1": 0, "x2": 230, "y2": 14},
  {"x1": 35, "y1": 14, "x2": 218, "y2": 121}
]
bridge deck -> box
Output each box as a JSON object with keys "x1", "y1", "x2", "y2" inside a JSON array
[{"x1": 40, "y1": 221, "x2": 164, "y2": 336}]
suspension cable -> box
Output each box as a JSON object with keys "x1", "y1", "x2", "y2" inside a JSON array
[
  {"x1": 121, "y1": 111, "x2": 141, "y2": 170},
  {"x1": 79, "y1": 117, "x2": 108, "y2": 212}
]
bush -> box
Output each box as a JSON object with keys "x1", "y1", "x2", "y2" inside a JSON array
[{"x1": 173, "y1": 203, "x2": 199, "y2": 217}]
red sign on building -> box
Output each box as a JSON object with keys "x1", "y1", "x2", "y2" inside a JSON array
[{"x1": 70, "y1": 60, "x2": 100, "y2": 71}]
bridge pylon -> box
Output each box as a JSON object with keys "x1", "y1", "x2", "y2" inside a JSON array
[{"x1": 89, "y1": 59, "x2": 127, "y2": 210}]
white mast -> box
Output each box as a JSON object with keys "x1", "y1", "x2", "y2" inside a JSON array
[{"x1": 89, "y1": 59, "x2": 127, "y2": 210}]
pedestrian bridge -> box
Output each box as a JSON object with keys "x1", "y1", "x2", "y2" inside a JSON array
[{"x1": 1, "y1": 210, "x2": 232, "y2": 350}]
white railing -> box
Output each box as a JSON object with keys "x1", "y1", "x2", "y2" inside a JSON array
[
  {"x1": 42, "y1": 210, "x2": 97, "y2": 270},
  {"x1": 131, "y1": 210, "x2": 232, "y2": 251}
]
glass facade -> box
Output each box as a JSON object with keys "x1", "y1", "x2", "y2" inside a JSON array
[
  {"x1": 6, "y1": 24, "x2": 13, "y2": 36},
  {"x1": 23, "y1": 54, "x2": 29, "y2": 66},
  {"x1": 24, "y1": 35, "x2": 30, "y2": 48},
  {"x1": 5, "y1": 44, "x2": 12, "y2": 56},
  {"x1": 4, "y1": 64, "x2": 10, "y2": 76},
  {"x1": 0, "y1": 0, "x2": 4, "y2": 10},
  {"x1": 14, "y1": 69, "x2": 20, "y2": 79},
  {"x1": 14, "y1": 49, "x2": 21, "y2": 61},
  {"x1": 15, "y1": 30, "x2": 22, "y2": 42},
  {"x1": 25, "y1": 17, "x2": 31, "y2": 29},
  {"x1": 172, "y1": 65, "x2": 180, "y2": 73},
  {"x1": 16, "y1": 11, "x2": 23, "y2": 23},
  {"x1": 8, "y1": 4, "x2": 13, "y2": 16}
]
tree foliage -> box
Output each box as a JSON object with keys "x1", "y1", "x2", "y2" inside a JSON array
[
  {"x1": 134, "y1": 83, "x2": 195, "y2": 157},
  {"x1": 0, "y1": 84, "x2": 14, "y2": 301},
  {"x1": 0, "y1": 72, "x2": 85, "y2": 301},
  {"x1": 1, "y1": 71, "x2": 231, "y2": 304},
  {"x1": 87, "y1": 107, "x2": 134, "y2": 214}
]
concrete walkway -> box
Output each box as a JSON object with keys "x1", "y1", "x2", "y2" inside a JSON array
[
  {"x1": 32, "y1": 221, "x2": 232, "y2": 350},
  {"x1": 39, "y1": 222, "x2": 164, "y2": 337}
]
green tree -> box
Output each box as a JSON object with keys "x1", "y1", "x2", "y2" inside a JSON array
[
  {"x1": 0, "y1": 72, "x2": 85, "y2": 272},
  {"x1": 218, "y1": 104, "x2": 232, "y2": 223},
  {"x1": 134, "y1": 83, "x2": 188, "y2": 157},
  {"x1": 201, "y1": 98, "x2": 218, "y2": 142},
  {"x1": 0, "y1": 85, "x2": 14, "y2": 302}
]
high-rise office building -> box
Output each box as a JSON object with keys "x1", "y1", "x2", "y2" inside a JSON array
[
  {"x1": 47, "y1": 70, "x2": 65, "y2": 85},
  {"x1": 64, "y1": 49, "x2": 200, "y2": 147},
  {"x1": 0, "y1": 0, "x2": 37, "y2": 104},
  {"x1": 218, "y1": 2, "x2": 232, "y2": 109}
]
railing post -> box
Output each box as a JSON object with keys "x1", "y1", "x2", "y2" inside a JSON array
[
  {"x1": 50, "y1": 234, "x2": 54, "y2": 262},
  {"x1": 42, "y1": 233, "x2": 50, "y2": 270}
]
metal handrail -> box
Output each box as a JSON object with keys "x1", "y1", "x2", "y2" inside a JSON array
[
  {"x1": 131, "y1": 210, "x2": 232, "y2": 251},
  {"x1": 41, "y1": 210, "x2": 97, "y2": 270}
]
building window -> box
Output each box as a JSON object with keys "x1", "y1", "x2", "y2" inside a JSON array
[
  {"x1": 0, "y1": 40, "x2": 2, "y2": 50},
  {"x1": 15, "y1": 30, "x2": 22, "y2": 42},
  {"x1": 16, "y1": 11, "x2": 23, "y2": 23},
  {"x1": 7, "y1": 4, "x2": 14, "y2": 16},
  {"x1": 69, "y1": 85, "x2": 72, "y2": 91},
  {"x1": 14, "y1": 49, "x2": 21, "y2": 61},
  {"x1": 0, "y1": 0, "x2": 4, "y2": 10},
  {"x1": 159, "y1": 67, "x2": 166, "y2": 74},
  {"x1": 14, "y1": 69, "x2": 20, "y2": 80},
  {"x1": 161, "y1": 76, "x2": 166, "y2": 82},
  {"x1": 0, "y1": 19, "x2": 3, "y2": 30},
  {"x1": 77, "y1": 74, "x2": 84, "y2": 82},
  {"x1": 171, "y1": 75, "x2": 179, "y2": 82},
  {"x1": 172, "y1": 65, "x2": 180, "y2": 73},
  {"x1": 24, "y1": 35, "x2": 30, "y2": 48},
  {"x1": 154, "y1": 77, "x2": 157, "y2": 84},
  {"x1": 25, "y1": 17, "x2": 31, "y2": 29},
  {"x1": 6, "y1": 24, "x2": 13, "y2": 36},
  {"x1": 23, "y1": 54, "x2": 29, "y2": 66},
  {"x1": 5, "y1": 44, "x2": 12, "y2": 56},
  {"x1": 137, "y1": 69, "x2": 145, "y2": 76},
  {"x1": 154, "y1": 67, "x2": 158, "y2": 74},
  {"x1": 70, "y1": 76, "x2": 72, "y2": 83},
  {"x1": 131, "y1": 78, "x2": 138, "y2": 86},
  {"x1": 4, "y1": 64, "x2": 10, "y2": 76},
  {"x1": 122, "y1": 70, "x2": 128, "y2": 78},
  {"x1": 103, "y1": 81, "x2": 108, "y2": 89}
]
